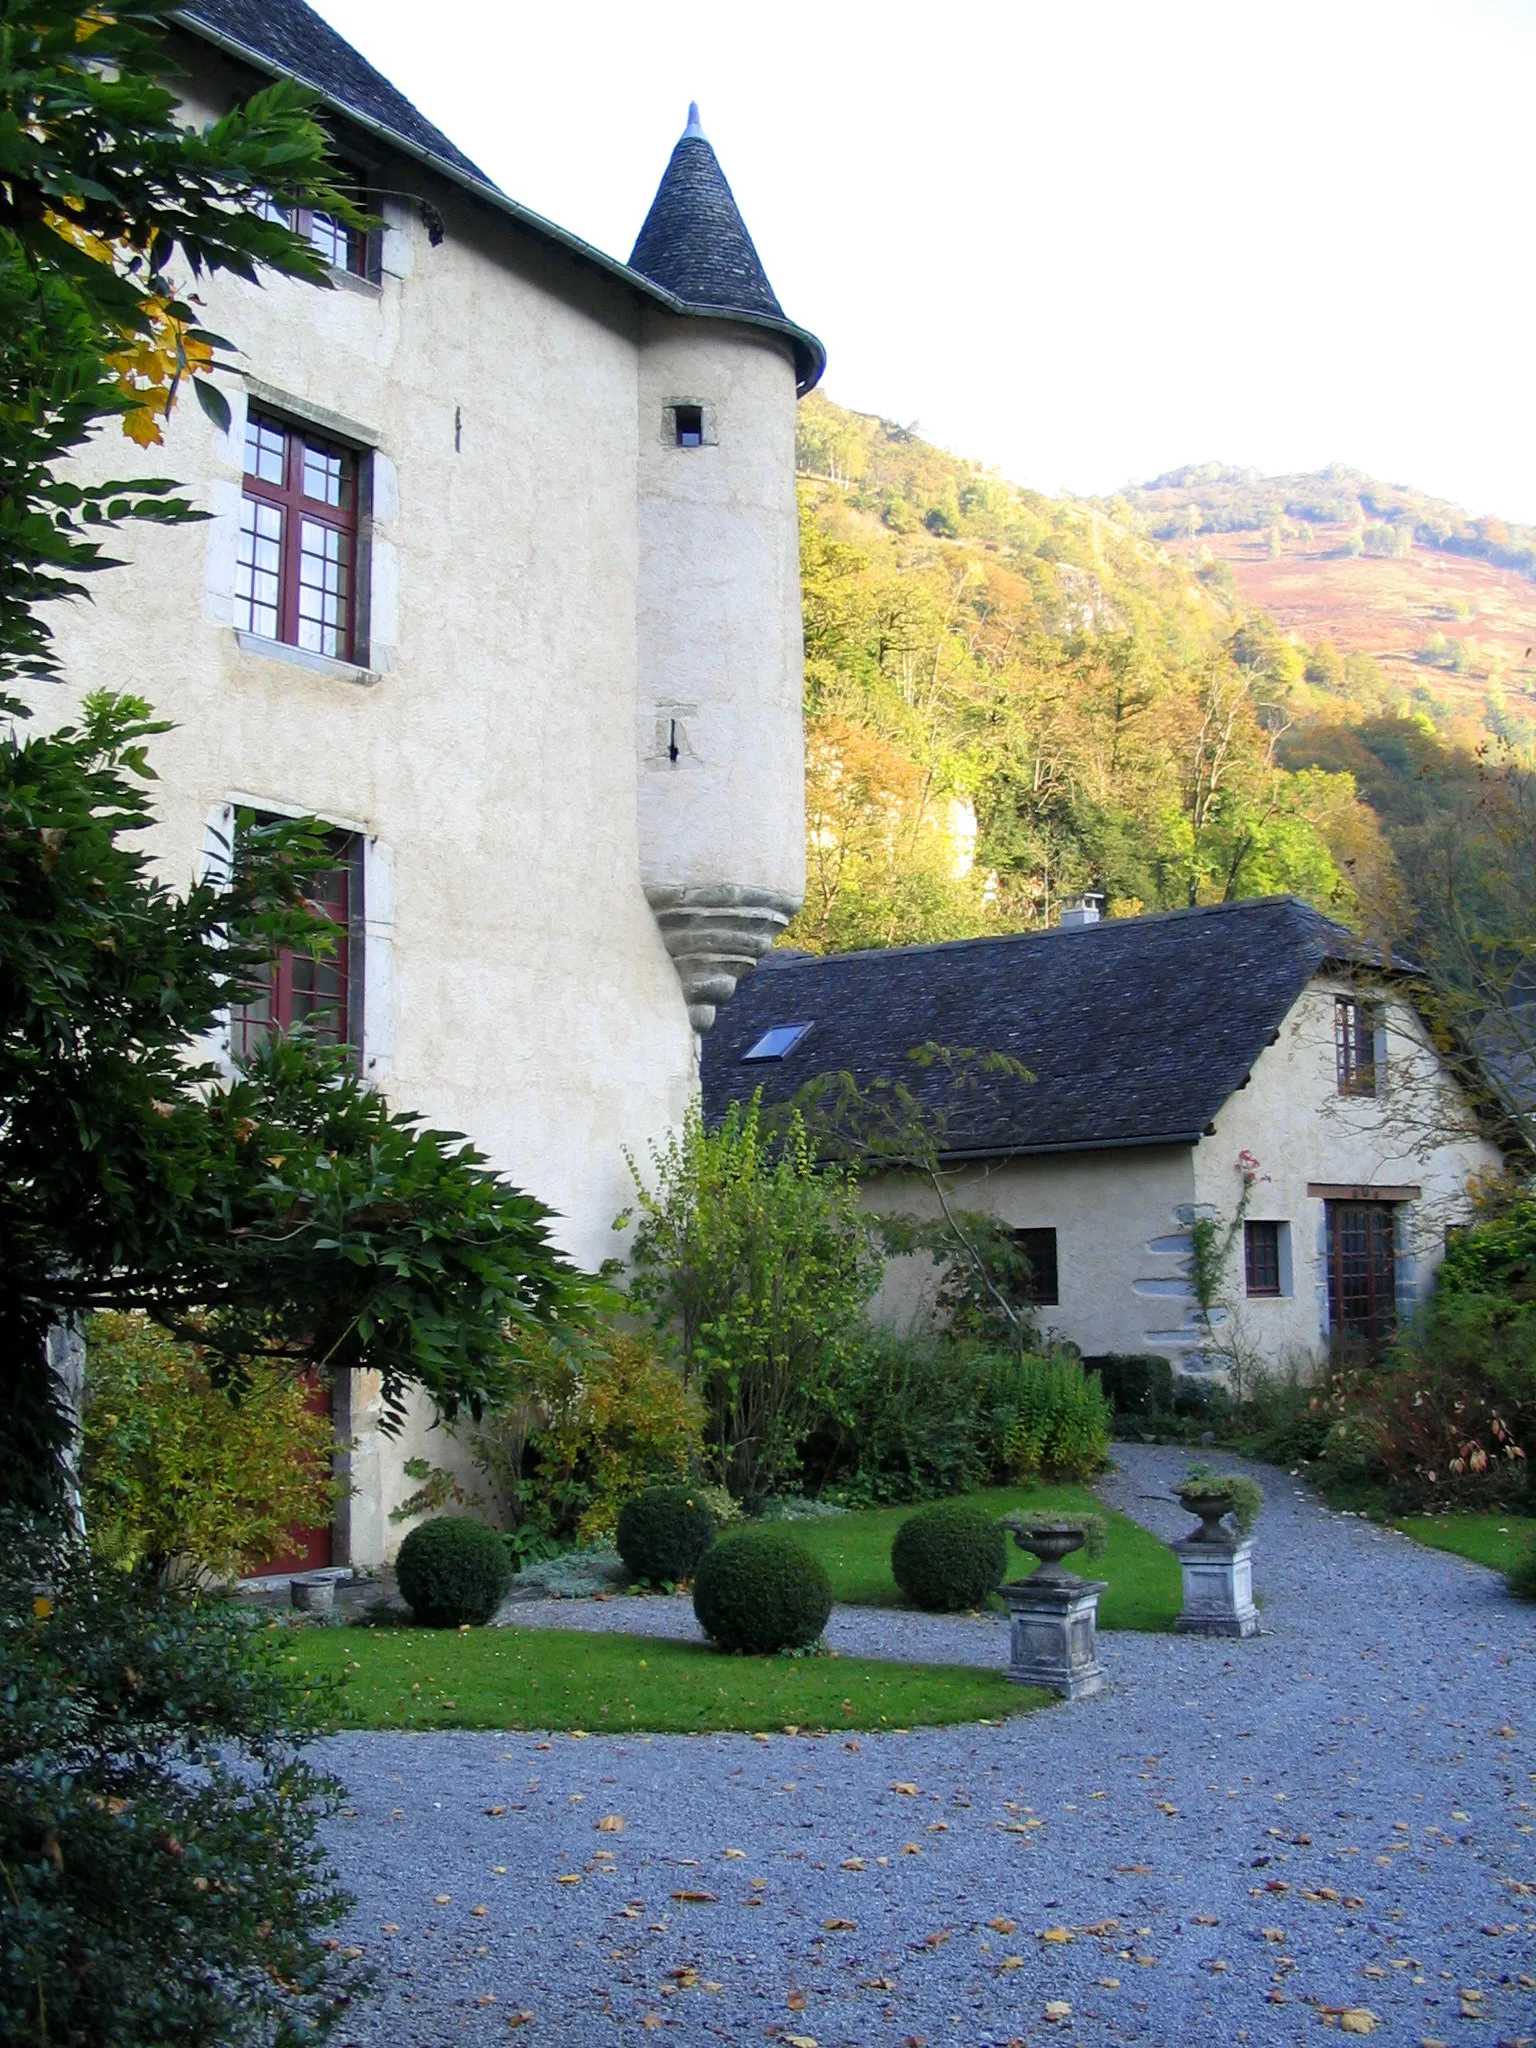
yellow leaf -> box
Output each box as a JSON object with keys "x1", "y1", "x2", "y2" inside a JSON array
[
  {"x1": 433, "y1": 1894, "x2": 451, "y2": 1905},
  {"x1": 470, "y1": 1904, "x2": 488, "y2": 1918},
  {"x1": 556, "y1": 1874, "x2": 581, "y2": 1886},
  {"x1": 32, "y1": 1597, "x2": 52, "y2": 1620},
  {"x1": 1040, "y1": 1926, "x2": 1073, "y2": 1944},
  {"x1": 671, "y1": 1889, "x2": 717, "y2": 1903},
  {"x1": 840, "y1": 1857, "x2": 864, "y2": 1871},
  {"x1": 1043, "y1": 2001, "x2": 1072, "y2": 2022},
  {"x1": 987, "y1": 1917, "x2": 1016, "y2": 1934},
  {"x1": 1339, "y1": 2012, "x2": 1377, "y2": 2035},
  {"x1": 485, "y1": 1805, "x2": 506, "y2": 1817},
  {"x1": 899, "y1": 1843, "x2": 921, "y2": 1856},
  {"x1": 597, "y1": 1815, "x2": 624, "y2": 1833},
  {"x1": 1097, "y1": 1977, "x2": 1120, "y2": 1988},
  {"x1": 997, "y1": 1955, "x2": 1024, "y2": 1972},
  {"x1": 507, "y1": 2013, "x2": 534, "y2": 2030},
  {"x1": 891, "y1": 1782, "x2": 919, "y2": 1796},
  {"x1": 822, "y1": 1918, "x2": 856, "y2": 1932},
  {"x1": 787, "y1": 1990, "x2": 808, "y2": 2011}
]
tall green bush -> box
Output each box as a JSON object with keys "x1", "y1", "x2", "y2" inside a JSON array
[
  {"x1": 80, "y1": 1312, "x2": 338, "y2": 1580},
  {"x1": 0, "y1": 1516, "x2": 359, "y2": 2046},
  {"x1": 622, "y1": 1097, "x2": 878, "y2": 1501},
  {"x1": 994, "y1": 1352, "x2": 1112, "y2": 1480},
  {"x1": 804, "y1": 1332, "x2": 995, "y2": 1503}
]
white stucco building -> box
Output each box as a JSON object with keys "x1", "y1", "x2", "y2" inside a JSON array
[
  {"x1": 31, "y1": 1, "x2": 822, "y2": 1565},
  {"x1": 703, "y1": 897, "x2": 1506, "y2": 1378}
]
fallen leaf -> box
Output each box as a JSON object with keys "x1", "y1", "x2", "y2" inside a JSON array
[
  {"x1": 507, "y1": 2014, "x2": 534, "y2": 2030},
  {"x1": 470, "y1": 1904, "x2": 488, "y2": 1918},
  {"x1": 918, "y1": 1930, "x2": 951, "y2": 1950},
  {"x1": 723, "y1": 1848, "x2": 746, "y2": 1859},
  {"x1": 997, "y1": 1955, "x2": 1024, "y2": 1973},
  {"x1": 858, "y1": 1977, "x2": 897, "y2": 1991},
  {"x1": 597, "y1": 1815, "x2": 624, "y2": 1833},
  {"x1": 783, "y1": 2037, "x2": 818, "y2": 2048},
  {"x1": 476, "y1": 1994, "x2": 497, "y2": 2006},
  {"x1": 823, "y1": 1918, "x2": 857, "y2": 1932},
  {"x1": 1043, "y1": 2001, "x2": 1072, "y2": 2023},
  {"x1": 927, "y1": 1822, "x2": 949, "y2": 1833},
  {"x1": 787, "y1": 1990, "x2": 808, "y2": 2012},
  {"x1": 900, "y1": 1843, "x2": 922, "y2": 1856},
  {"x1": 485, "y1": 1805, "x2": 506, "y2": 1817},
  {"x1": 1097, "y1": 1976, "x2": 1121, "y2": 1988},
  {"x1": 841, "y1": 1857, "x2": 865, "y2": 1871},
  {"x1": 671, "y1": 1889, "x2": 717, "y2": 1904},
  {"x1": 1156, "y1": 1802, "x2": 1178, "y2": 1816},
  {"x1": 1040, "y1": 1926, "x2": 1073, "y2": 1944},
  {"x1": 1495, "y1": 1724, "x2": 1517, "y2": 1737},
  {"x1": 1262, "y1": 1927, "x2": 1286, "y2": 1943},
  {"x1": 380, "y1": 1922, "x2": 399, "y2": 1933},
  {"x1": 988, "y1": 1917, "x2": 1017, "y2": 1934},
  {"x1": 434, "y1": 1894, "x2": 452, "y2": 1905},
  {"x1": 556, "y1": 1874, "x2": 581, "y2": 1886},
  {"x1": 1079, "y1": 1920, "x2": 1120, "y2": 1936},
  {"x1": 891, "y1": 1782, "x2": 920, "y2": 1796},
  {"x1": 1339, "y1": 2013, "x2": 1378, "y2": 2035},
  {"x1": 1191, "y1": 1913, "x2": 1219, "y2": 1926}
]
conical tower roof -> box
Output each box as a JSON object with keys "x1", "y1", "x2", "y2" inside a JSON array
[{"x1": 629, "y1": 105, "x2": 824, "y2": 391}]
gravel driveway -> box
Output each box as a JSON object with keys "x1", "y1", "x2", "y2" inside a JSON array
[{"x1": 321, "y1": 1447, "x2": 1536, "y2": 2046}]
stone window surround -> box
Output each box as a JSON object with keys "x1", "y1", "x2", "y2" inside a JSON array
[
  {"x1": 201, "y1": 797, "x2": 395, "y2": 1090},
  {"x1": 660, "y1": 399, "x2": 718, "y2": 447},
  {"x1": 205, "y1": 381, "x2": 399, "y2": 682}
]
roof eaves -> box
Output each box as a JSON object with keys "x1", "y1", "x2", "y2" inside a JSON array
[
  {"x1": 919, "y1": 1130, "x2": 1206, "y2": 1167},
  {"x1": 173, "y1": 9, "x2": 826, "y2": 393}
]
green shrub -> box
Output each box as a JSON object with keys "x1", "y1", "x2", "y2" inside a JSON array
[
  {"x1": 1083, "y1": 1353, "x2": 1174, "y2": 1417},
  {"x1": 890, "y1": 1500, "x2": 1008, "y2": 1611},
  {"x1": 470, "y1": 1327, "x2": 704, "y2": 1544},
  {"x1": 994, "y1": 1353, "x2": 1112, "y2": 1480},
  {"x1": 395, "y1": 1516, "x2": 512, "y2": 1625},
  {"x1": 80, "y1": 1311, "x2": 337, "y2": 1579},
  {"x1": 692, "y1": 1528, "x2": 833, "y2": 1653},
  {"x1": 623, "y1": 1098, "x2": 879, "y2": 1501},
  {"x1": 1507, "y1": 1541, "x2": 1536, "y2": 1602},
  {"x1": 615, "y1": 1485, "x2": 717, "y2": 1584},
  {"x1": 803, "y1": 1332, "x2": 995, "y2": 1504},
  {"x1": 1437, "y1": 1201, "x2": 1536, "y2": 1301},
  {"x1": 0, "y1": 1514, "x2": 358, "y2": 2046}
]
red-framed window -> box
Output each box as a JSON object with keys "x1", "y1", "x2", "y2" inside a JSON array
[
  {"x1": 1326, "y1": 1200, "x2": 1397, "y2": 1348},
  {"x1": 1335, "y1": 996, "x2": 1379, "y2": 1097},
  {"x1": 235, "y1": 413, "x2": 361, "y2": 663},
  {"x1": 230, "y1": 833, "x2": 363, "y2": 1065},
  {"x1": 1244, "y1": 1220, "x2": 1282, "y2": 1296},
  {"x1": 255, "y1": 188, "x2": 372, "y2": 278}
]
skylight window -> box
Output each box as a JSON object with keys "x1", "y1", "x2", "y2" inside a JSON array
[{"x1": 742, "y1": 1022, "x2": 811, "y2": 1062}]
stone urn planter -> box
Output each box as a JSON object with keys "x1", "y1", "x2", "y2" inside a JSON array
[
  {"x1": 290, "y1": 1571, "x2": 338, "y2": 1615},
  {"x1": 1171, "y1": 1484, "x2": 1259, "y2": 1639},
  {"x1": 998, "y1": 1520, "x2": 1107, "y2": 1700}
]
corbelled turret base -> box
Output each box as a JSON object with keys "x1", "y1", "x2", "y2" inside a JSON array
[{"x1": 645, "y1": 883, "x2": 801, "y2": 1032}]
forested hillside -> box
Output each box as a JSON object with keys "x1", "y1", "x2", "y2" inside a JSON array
[{"x1": 788, "y1": 394, "x2": 1394, "y2": 955}]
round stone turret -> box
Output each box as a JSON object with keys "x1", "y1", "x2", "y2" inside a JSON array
[{"x1": 629, "y1": 108, "x2": 822, "y2": 1032}]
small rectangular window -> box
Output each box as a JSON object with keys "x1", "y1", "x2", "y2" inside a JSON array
[
  {"x1": 1245, "y1": 1220, "x2": 1282, "y2": 1296},
  {"x1": 674, "y1": 404, "x2": 704, "y2": 448},
  {"x1": 1335, "y1": 996, "x2": 1379, "y2": 1097},
  {"x1": 230, "y1": 828, "x2": 364, "y2": 1065},
  {"x1": 253, "y1": 173, "x2": 372, "y2": 278},
  {"x1": 742, "y1": 1022, "x2": 811, "y2": 1062},
  {"x1": 236, "y1": 412, "x2": 362, "y2": 662},
  {"x1": 1012, "y1": 1226, "x2": 1059, "y2": 1306}
]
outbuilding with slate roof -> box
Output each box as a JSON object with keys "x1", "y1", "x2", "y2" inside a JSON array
[{"x1": 703, "y1": 898, "x2": 1505, "y2": 1375}]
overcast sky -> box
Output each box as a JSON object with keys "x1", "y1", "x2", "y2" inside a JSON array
[{"x1": 313, "y1": 0, "x2": 1536, "y2": 523}]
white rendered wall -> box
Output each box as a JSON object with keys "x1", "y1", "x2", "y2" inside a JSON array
[
  {"x1": 634, "y1": 312, "x2": 806, "y2": 1025},
  {"x1": 30, "y1": 48, "x2": 704, "y2": 1562}
]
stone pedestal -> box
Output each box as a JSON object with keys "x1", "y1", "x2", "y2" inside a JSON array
[
  {"x1": 1173, "y1": 1537, "x2": 1258, "y2": 1637},
  {"x1": 999, "y1": 1575, "x2": 1108, "y2": 1699}
]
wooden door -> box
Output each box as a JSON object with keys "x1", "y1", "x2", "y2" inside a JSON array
[{"x1": 1326, "y1": 1201, "x2": 1397, "y2": 1348}]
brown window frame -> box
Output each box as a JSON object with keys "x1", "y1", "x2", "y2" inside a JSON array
[
  {"x1": 230, "y1": 830, "x2": 364, "y2": 1067},
  {"x1": 1335, "y1": 995, "x2": 1379, "y2": 1097},
  {"x1": 1012, "y1": 1226, "x2": 1059, "y2": 1307},
  {"x1": 236, "y1": 412, "x2": 363, "y2": 664},
  {"x1": 256, "y1": 180, "x2": 375, "y2": 280},
  {"x1": 1244, "y1": 1220, "x2": 1282, "y2": 1296},
  {"x1": 1325, "y1": 1199, "x2": 1397, "y2": 1349}
]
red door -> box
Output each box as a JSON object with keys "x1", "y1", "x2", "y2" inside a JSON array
[{"x1": 248, "y1": 1373, "x2": 335, "y2": 1576}]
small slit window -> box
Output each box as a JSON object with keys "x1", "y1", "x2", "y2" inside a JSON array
[
  {"x1": 742, "y1": 1022, "x2": 811, "y2": 1062},
  {"x1": 674, "y1": 404, "x2": 704, "y2": 448},
  {"x1": 1335, "y1": 995, "x2": 1379, "y2": 1097}
]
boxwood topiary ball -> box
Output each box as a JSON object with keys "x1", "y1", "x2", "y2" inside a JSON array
[
  {"x1": 395, "y1": 1515, "x2": 513, "y2": 1627},
  {"x1": 615, "y1": 1485, "x2": 718, "y2": 1585},
  {"x1": 890, "y1": 1500, "x2": 1007, "y2": 1612},
  {"x1": 692, "y1": 1528, "x2": 833, "y2": 1654}
]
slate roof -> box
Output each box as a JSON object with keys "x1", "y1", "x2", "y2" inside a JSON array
[
  {"x1": 702, "y1": 897, "x2": 1381, "y2": 1160},
  {"x1": 175, "y1": 0, "x2": 489, "y2": 181},
  {"x1": 174, "y1": 9, "x2": 826, "y2": 389}
]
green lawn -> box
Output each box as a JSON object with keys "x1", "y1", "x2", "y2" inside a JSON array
[
  {"x1": 789, "y1": 1484, "x2": 1182, "y2": 1632},
  {"x1": 285, "y1": 1624, "x2": 1039, "y2": 1734},
  {"x1": 1390, "y1": 1511, "x2": 1536, "y2": 1575}
]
